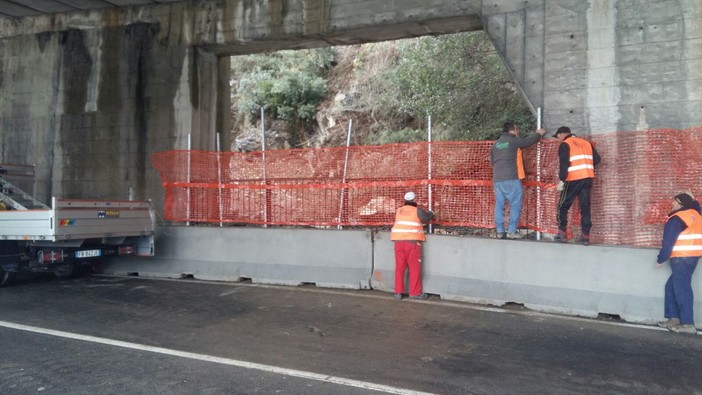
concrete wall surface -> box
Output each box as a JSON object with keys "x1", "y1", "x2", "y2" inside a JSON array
[
  {"x1": 103, "y1": 226, "x2": 701, "y2": 327},
  {"x1": 482, "y1": 0, "x2": 702, "y2": 134}
]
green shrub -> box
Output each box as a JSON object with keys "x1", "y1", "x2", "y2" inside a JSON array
[
  {"x1": 355, "y1": 32, "x2": 535, "y2": 141},
  {"x1": 232, "y1": 48, "x2": 335, "y2": 123}
]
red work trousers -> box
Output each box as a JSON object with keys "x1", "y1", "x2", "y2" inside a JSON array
[{"x1": 394, "y1": 240, "x2": 423, "y2": 296}]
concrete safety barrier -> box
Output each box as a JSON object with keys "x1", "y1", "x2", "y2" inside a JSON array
[
  {"x1": 102, "y1": 226, "x2": 373, "y2": 289},
  {"x1": 104, "y1": 226, "x2": 701, "y2": 327},
  {"x1": 372, "y1": 232, "x2": 701, "y2": 326}
]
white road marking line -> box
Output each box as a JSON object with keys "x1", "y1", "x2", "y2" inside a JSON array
[
  {"x1": 218, "y1": 288, "x2": 243, "y2": 296},
  {"x1": 0, "y1": 320, "x2": 435, "y2": 395}
]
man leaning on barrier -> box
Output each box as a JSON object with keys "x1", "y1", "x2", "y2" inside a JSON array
[
  {"x1": 656, "y1": 191, "x2": 701, "y2": 335},
  {"x1": 390, "y1": 192, "x2": 434, "y2": 301}
]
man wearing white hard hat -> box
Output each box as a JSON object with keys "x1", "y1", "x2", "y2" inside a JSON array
[{"x1": 390, "y1": 191, "x2": 435, "y2": 300}]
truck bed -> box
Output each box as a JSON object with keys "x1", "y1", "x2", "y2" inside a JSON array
[{"x1": 0, "y1": 197, "x2": 154, "y2": 245}]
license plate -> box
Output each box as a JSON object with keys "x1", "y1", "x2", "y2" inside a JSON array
[{"x1": 75, "y1": 249, "x2": 101, "y2": 258}]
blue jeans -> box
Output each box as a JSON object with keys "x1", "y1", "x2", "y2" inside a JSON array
[
  {"x1": 664, "y1": 257, "x2": 699, "y2": 325},
  {"x1": 494, "y1": 179, "x2": 523, "y2": 234}
]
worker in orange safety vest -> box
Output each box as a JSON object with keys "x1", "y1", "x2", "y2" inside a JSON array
[
  {"x1": 655, "y1": 192, "x2": 702, "y2": 334},
  {"x1": 390, "y1": 191, "x2": 434, "y2": 300},
  {"x1": 553, "y1": 126, "x2": 601, "y2": 245}
]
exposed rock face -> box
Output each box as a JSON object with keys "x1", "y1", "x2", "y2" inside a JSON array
[{"x1": 230, "y1": 46, "x2": 383, "y2": 151}]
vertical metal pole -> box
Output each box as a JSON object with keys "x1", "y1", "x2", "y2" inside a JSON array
[
  {"x1": 261, "y1": 107, "x2": 268, "y2": 228},
  {"x1": 427, "y1": 114, "x2": 433, "y2": 234},
  {"x1": 31, "y1": 164, "x2": 37, "y2": 200},
  {"x1": 216, "y1": 132, "x2": 223, "y2": 227},
  {"x1": 338, "y1": 119, "x2": 353, "y2": 230},
  {"x1": 186, "y1": 133, "x2": 191, "y2": 226},
  {"x1": 536, "y1": 107, "x2": 542, "y2": 241}
]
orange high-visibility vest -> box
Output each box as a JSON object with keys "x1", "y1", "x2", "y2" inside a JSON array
[
  {"x1": 390, "y1": 205, "x2": 426, "y2": 242},
  {"x1": 564, "y1": 137, "x2": 595, "y2": 181},
  {"x1": 516, "y1": 148, "x2": 525, "y2": 180},
  {"x1": 670, "y1": 209, "x2": 702, "y2": 258}
]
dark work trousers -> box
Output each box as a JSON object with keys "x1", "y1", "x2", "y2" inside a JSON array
[
  {"x1": 665, "y1": 257, "x2": 699, "y2": 325},
  {"x1": 557, "y1": 178, "x2": 594, "y2": 235}
]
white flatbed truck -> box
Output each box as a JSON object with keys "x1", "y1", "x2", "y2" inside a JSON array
[{"x1": 0, "y1": 164, "x2": 155, "y2": 286}]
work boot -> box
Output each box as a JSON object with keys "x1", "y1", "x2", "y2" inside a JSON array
[
  {"x1": 506, "y1": 232, "x2": 524, "y2": 240},
  {"x1": 657, "y1": 318, "x2": 680, "y2": 330},
  {"x1": 577, "y1": 234, "x2": 590, "y2": 246},
  {"x1": 670, "y1": 324, "x2": 697, "y2": 334},
  {"x1": 554, "y1": 230, "x2": 568, "y2": 242},
  {"x1": 409, "y1": 293, "x2": 428, "y2": 300}
]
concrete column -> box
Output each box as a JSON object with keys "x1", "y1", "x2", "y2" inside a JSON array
[
  {"x1": 217, "y1": 57, "x2": 233, "y2": 152},
  {"x1": 586, "y1": 0, "x2": 620, "y2": 135},
  {"x1": 191, "y1": 48, "x2": 218, "y2": 151}
]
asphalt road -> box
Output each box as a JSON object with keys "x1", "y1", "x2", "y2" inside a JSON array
[{"x1": 1, "y1": 274, "x2": 701, "y2": 395}]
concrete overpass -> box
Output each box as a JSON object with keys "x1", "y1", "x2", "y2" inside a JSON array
[
  {"x1": 2, "y1": 0, "x2": 701, "y2": 330},
  {"x1": 0, "y1": 0, "x2": 700, "y2": 205},
  {"x1": 0, "y1": 0, "x2": 174, "y2": 19}
]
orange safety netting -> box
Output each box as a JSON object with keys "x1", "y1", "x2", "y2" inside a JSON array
[{"x1": 151, "y1": 127, "x2": 702, "y2": 248}]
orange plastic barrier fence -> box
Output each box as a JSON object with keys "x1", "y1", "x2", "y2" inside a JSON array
[{"x1": 151, "y1": 127, "x2": 702, "y2": 248}]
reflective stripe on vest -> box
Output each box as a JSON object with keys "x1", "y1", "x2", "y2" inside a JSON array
[
  {"x1": 564, "y1": 137, "x2": 595, "y2": 181},
  {"x1": 391, "y1": 205, "x2": 425, "y2": 241},
  {"x1": 671, "y1": 209, "x2": 702, "y2": 257},
  {"x1": 516, "y1": 148, "x2": 525, "y2": 180}
]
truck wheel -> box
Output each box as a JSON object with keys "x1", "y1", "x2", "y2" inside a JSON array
[
  {"x1": 53, "y1": 263, "x2": 77, "y2": 280},
  {"x1": 0, "y1": 268, "x2": 13, "y2": 287}
]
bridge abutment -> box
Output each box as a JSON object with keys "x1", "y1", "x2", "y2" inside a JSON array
[{"x1": 0, "y1": 0, "x2": 700, "y2": 203}]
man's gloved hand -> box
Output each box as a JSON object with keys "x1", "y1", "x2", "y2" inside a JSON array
[{"x1": 556, "y1": 180, "x2": 565, "y2": 191}]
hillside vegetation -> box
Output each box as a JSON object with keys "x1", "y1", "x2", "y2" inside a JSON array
[{"x1": 229, "y1": 31, "x2": 535, "y2": 151}]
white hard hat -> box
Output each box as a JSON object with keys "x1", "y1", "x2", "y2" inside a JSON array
[{"x1": 404, "y1": 191, "x2": 416, "y2": 201}]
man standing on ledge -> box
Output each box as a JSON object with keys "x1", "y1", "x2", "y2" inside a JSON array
[
  {"x1": 553, "y1": 126, "x2": 601, "y2": 245},
  {"x1": 490, "y1": 122, "x2": 546, "y2": 239},
  {"x1": 391, "y1": 191, "x2": 434, "y2": 300}
]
